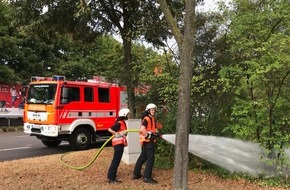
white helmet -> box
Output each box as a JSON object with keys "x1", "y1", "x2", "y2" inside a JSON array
[
  {"x1": 145, "y1": 103, "x2": 157, "y2": 111},
  {"x1": 118, "y1": 108, "x2": 130, "y2": 117}
]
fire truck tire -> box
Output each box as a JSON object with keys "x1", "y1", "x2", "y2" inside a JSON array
[
  {"x1": 69, "y1": 128, "x2": 92, "y2": 150},
  {"x1": 41, "y1": 140, "x2": 62, "y2": 147}
]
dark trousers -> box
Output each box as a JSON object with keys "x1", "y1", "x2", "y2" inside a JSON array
[
  {"x1": 107, "y1": 144, "x2": 124, "y2": 180},
  {"x1": 133, "y1": 142, "x2": 155, "y2": 179}
]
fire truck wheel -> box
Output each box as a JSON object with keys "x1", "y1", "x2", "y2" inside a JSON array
[
  {"x1": 69, "y1": 128, "x2": 92, "y2": 150},
  {"x1": 41, "y1": 140, "x2": 62, "y2": 147}
]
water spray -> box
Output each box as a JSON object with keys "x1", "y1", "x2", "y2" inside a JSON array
[{"x1": 61, "y1": 129, "x2": 290, "y2": 177}]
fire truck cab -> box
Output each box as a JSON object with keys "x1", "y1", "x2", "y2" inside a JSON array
[{"x1": 23, "y1": 75, "x2": 127, "y2": 150}]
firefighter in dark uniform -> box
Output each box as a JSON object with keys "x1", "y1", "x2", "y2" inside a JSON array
[
  {"x1": 132, "y1": 103, "x2": 162, "y2": 184},
  {"x1": 107, "y1": 108, "x2": 130, "y2": 183}
]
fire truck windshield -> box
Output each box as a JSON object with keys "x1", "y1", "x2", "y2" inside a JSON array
[{"x1": 27, "y1": 84, "x2": 57, "y2": 104}]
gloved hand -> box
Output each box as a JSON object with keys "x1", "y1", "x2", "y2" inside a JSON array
[
  {"x1": 145, "y1": 131, "x2": 152, "y2": 140},
  {"x1": 120, "y1": 131, "x2": 127, "y2": 136},
  {"x1": 155, "y1": 131, "x2": 162, "y2": 138},
  {"x1": 114, "y1": 133, "x2": 122, "y2": 138}
]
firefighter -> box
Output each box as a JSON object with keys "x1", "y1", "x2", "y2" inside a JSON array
[
  {"x1": 132, "y1": 103, "x2": 161, "y2": 184},
  {"x1": 107, "y1": 108, "x2": 130, "y2": 183}
]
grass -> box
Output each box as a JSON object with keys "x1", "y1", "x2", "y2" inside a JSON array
[{"x1": 0, "y1": 125, "x2": 23, "y2": 132}]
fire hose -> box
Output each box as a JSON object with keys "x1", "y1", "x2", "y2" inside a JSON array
[{"x1": 60, "y1": 129, "x2": 141, "y2": 170}]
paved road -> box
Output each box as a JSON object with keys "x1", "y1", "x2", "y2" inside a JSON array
[
  {"x1": 0, "y1": 131, "x2": 71, "y2": 162},
  {"x1": 0, "y1": 131, "x2": 109, "y2": 162},
  {"x1": 0, "y1": 108, "x2": 70, "y2": 162}
]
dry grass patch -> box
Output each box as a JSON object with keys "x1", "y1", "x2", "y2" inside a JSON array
[{"x1": 0, "y1": 148, "x2": 286, "y2": 190}]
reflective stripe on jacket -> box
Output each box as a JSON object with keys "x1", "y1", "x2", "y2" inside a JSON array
[
  {"x1": 112, "y1": 120, "x2": 128, "y2": 146},
  {"x1": 140, "y1": 116, "x2": 157, "y2": 144}
]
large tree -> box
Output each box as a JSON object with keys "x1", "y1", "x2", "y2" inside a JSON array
[
  {"x1": 158, "y1": 0, "x2": 196, "y2": 189},
  {"x1": 0, "y1": 1, "x2": 21, "y2": 83},
  {"x1": 10, "y1": 0, "x2": 171, "y2": 117},
  {"x1": 83, "y1": 0, "x2": 170, "y2": 117},
  {"x1": 222, "y1": 0, "x2": 290, "y2": 170},
  {"x1": 5, "y1": 0, "x2": 107, "y2": 86}
]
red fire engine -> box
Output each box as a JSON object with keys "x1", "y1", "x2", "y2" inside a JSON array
[{"x1": 23, "y1": 75, "x2": 127, "y2": 150}]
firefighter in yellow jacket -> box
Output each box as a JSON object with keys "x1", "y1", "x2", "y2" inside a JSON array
[
  {"x1": 107, "y1": 108, "x2": 130, "y2": 183},
  {"x1": 132, "y1": 103, "x2": 162, "y2": 184}
]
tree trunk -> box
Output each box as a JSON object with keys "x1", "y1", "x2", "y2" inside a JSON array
[
  {"x1": 158, "y1": 0, "x2": 196, "y2": 189},
  {"x1": 174, "y1": 16, "x2": 195, "y2": 190},
  {"x1": 122, "y1": 34, "x2": 136, "y2": 118}
]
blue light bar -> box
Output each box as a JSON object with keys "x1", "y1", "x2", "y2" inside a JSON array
[{"x1": 52, "y1": 75, "x2": 65, "y2": 81}]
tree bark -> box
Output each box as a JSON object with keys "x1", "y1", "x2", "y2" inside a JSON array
[
  {"x1": 157, "y1": 0, "x2": 196, "y2": 189},
  {"x1": 122, "y1": 33, "x2": 136, "y2": 118}
]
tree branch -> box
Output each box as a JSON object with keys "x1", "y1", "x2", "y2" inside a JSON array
[{"x1": 157, "y1": 0, "x2": 183, "y2": 47}]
